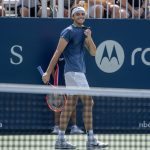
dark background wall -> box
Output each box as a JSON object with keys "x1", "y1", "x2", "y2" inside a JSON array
[{"x1": 0, "y1": 18, "x2": 150, "y2": 134}]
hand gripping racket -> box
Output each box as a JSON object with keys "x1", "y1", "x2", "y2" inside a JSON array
[{"x1": 37, "y1": 66, "x2": 67, "y2": 112}]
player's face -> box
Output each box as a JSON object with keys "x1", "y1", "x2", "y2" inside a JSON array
[{"x1": 72, "y1": 12, "x2": 86, "y2": 26}]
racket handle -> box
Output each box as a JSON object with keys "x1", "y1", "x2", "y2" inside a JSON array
[
  {"x1": 37, "y1": 66, "x2": 44, "y2": 76},
  {"x1": 37, "y1": 65, "x2": 53, "y2": 86}
]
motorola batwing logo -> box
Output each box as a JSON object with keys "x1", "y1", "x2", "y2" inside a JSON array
[{"x1": 95, "y1": 40, "x2": 125, "y2": 73}]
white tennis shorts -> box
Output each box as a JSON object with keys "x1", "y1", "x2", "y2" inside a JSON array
[{"x1": 64, "y1": 72, "x2": 89, "y2": 88}]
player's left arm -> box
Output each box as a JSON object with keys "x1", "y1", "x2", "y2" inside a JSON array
[{"x1": 84, "y1": 29, "x2": 96, "y2": 56}]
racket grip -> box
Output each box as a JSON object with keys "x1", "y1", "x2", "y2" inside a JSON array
[
  {"x1": 37, "y1": 66, "x2": 44, "y2": 76},
  {"x1": 37, "y1": 66, "x2": 52, "y2": 86}
]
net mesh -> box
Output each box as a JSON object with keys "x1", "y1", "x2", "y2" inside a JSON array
[{"x1": 0, "y1": 83, "x2": 150, "y2": 150}]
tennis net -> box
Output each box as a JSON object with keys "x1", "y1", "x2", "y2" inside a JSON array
[{"x1": 0, "y1": 83, "x2": 150, "y2": 150}]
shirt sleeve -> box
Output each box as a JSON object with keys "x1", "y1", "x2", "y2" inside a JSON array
[{"x1": 60, "y1": 28, "x2": 71, "y2": 42}]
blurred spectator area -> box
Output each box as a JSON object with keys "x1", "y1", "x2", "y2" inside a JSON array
[
  {"x1": 0, "y1": 0, "x2": 150, "y2": 19},
  {"x1": 3, "y1": 0, "x2": 19, "y2": 16}
]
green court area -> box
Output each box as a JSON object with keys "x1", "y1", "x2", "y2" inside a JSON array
[{"x1": 0, "y1": 134, "x2": 149, "y2": 150}]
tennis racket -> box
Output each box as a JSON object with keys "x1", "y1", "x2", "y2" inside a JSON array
[{"x1": 37, "y1": 66, "x2": 67, "y2": 112}]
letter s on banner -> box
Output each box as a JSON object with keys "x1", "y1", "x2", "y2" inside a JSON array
[{"x1": 10, "y1": 45, "x2": 23, "y2": 65}]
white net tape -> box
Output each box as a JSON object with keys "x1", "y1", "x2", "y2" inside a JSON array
[{"x1": 0, "y1": 83, "x2": 150, "y2": 98}]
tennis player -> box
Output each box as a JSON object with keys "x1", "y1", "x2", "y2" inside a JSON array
[{"x1": 42, "y1": 6, "x2": 108, "y2": 149}]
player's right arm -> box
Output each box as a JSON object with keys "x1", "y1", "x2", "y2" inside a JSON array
[{"x1": 42, "y1": 38, "x2": 68, "y2": 84}]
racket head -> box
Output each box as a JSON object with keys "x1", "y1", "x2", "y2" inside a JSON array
[
  {"x1": 37, "y1": 65, "x2": 67, "y2": 112},
  {"x1": 45, "y1": 94, "x2": 67, "y2": 112}
]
